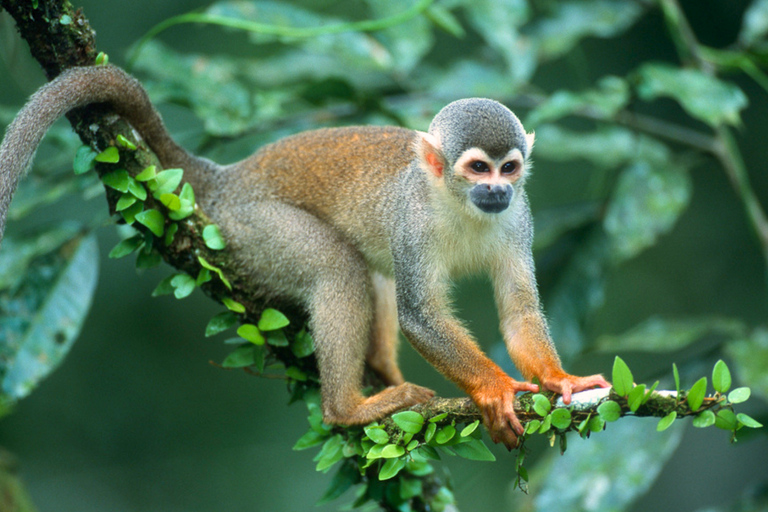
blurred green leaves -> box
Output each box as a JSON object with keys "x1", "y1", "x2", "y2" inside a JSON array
[
  {"x1": 635, "y1": 63, "x2": 748, "y2": 127},
  {"x1": 0, "y1": 232, "x2": 98, "y2": 403}
]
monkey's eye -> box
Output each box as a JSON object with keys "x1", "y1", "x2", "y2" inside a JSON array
[
  {"x1": 501, "y1": 162, "x2": 518, "y2": 174},
  {"x1": 470, "y1": 161, "x2": 490, "y2": 173}
]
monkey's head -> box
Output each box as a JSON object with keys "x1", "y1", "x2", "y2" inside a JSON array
[{"x1": 418, "y1": 98, "x2": 534, "y2": 215}]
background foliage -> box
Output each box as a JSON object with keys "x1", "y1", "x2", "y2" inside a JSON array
[{"x1": 0, "y1": 0, "x2": 767, "y2": 511}]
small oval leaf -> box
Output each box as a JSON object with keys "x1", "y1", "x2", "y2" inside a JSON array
[
  {"x1": 712, "y1": 359, "x2": 732, "y2": 394},
  {"x1": 392, "y1": 411, "x2": 425, "y2": 434},
  {"x1": 237, "y1": 324, "x2": 265, "y2": 345},
  {"x1": 258, "y1": 308, "x2": 290, "y2": 331},
  {"x1": 728, "y1": 387, "x2": 751, "y2": 404},
  {"x1": 597, "y1": 401, "x2": 622, "y2": 422},
  {"x1": 612, "y1": 356, "x2": 634, "y2": 396},
  {"x1": 657, "y1": 411, "x2": 677, "y2": 432},
  {"x1": 687, "y1": 377, "x2": 708, "y2": 412}
]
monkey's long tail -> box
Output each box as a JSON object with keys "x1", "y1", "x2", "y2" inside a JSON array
[{"x1": 0, "y1": 65, "x2": 207, "y2": 247}]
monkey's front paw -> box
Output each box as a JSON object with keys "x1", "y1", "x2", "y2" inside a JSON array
[
  {"x1": 473, "y1": 377, "x2": 539, "y2": 450},
  {"x1": 541, "y1": 372, "x2": 611, "y2": 405}
]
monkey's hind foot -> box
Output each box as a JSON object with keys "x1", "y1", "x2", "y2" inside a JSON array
[{"x1": 326, "y1": 382, "x2": 435, "y2": 426}]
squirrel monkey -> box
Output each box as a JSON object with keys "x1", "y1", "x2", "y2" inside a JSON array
[{"x1": 0, "y1": 66, "x2": 609, "y2": 449}]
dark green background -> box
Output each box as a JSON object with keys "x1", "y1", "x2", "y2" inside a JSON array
[{"x1": 1, "y1": 1, "x2": 767, "y2": 510}]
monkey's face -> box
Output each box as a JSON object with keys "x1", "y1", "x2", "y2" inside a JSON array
[{"x1": 451, "y1": 147, "x2": 527, "y2": 214}]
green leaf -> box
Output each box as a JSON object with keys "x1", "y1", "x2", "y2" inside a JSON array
[
  {"x1": 135, "y1": 244, "x2": 162, "y2": 269},
  {"x1": 463, "y1": 0, "x2": 533, "y2": 85},
  {"x1": 315, "y1": 435, "x2": 344, "y2": 472},
  {"x1": 693, "y1": 410, "x2": 716, "y2": 428},
  {"x1": 526, "y1": 76, "x2": 629, "y2": 127},
  {"x1": 252, "y1": 345, "x2": 266, "y2": 373},
  {"x1": 611, "y1": 356, "x2": 633, "y2": 397},
  {"x1": 424, "y1": 422, "x2": 436, "y2": 443},
  {"x1": 588, "y1": 416, "x2": 605, "y2": 433},
  {"x1": 115, "y1": 194, "x2": 138, "y2": 212},
  {"x1": 285, "y1": 366, "x2": 307, "y2": 381},
  {"x1": 94, "y1": 146, "x2": 119, "y2": 163},
  {"x1": 258, "y1": 308, "x2": 290, "y2": 331},
  {"x1": 266, "y1": 330, "x2": 289, "y2": 347},
  {"x1": 293, "y1": 429, "x2": 327, "y2": 451},
  {"x1": 0, "y1": 234, "x2": 99, "y2": 400},
  {"x1": 170, "y1": 274, "x2": 196, "y2": 299},
  {"x1": 203, "y1": 224, "x2": 226, "y2": 250},
  {"x1": 534, "y1": 125, "x2": 668, "y2": 170},
  {"x1": 657, "y1": 411, "x2": 677, "y2": 432},
  {"x1": 687, "y1": 377, "x2": 707, "y2": 412},
  {"x1": 120, "y1": 201, "x2": 143, "y2": 225},
  {"x1": 365, "y1": 0, "x2": 433, "y2": 75},
  {"x1": 316, "y1": 461, "x2": 359, "y2": 505},
  {"x1": 380, "y1": 444, "x2": 405, "y2": 459},
  {"x1": 532, "y1": 393, "x2": 552, "y2": 416},
  {"x1": 197, "y1": 256, "x2": 232, "y2": 290},
  {"x1": 399, "y1": 476, "x2": 423, "y2": 500},
  {"x1": 223, "y1": 297, "x2": 245, "y2": 313},
  {"x1": 237, "y1": 324, "x2": 265, "y2": 345},
  {"x1": 102, "y1": 169, "x2": 132, "y2": 193},
  {"x1": 673, "y1": 363, "x2": 681, "y2": 396},
  {"x1": 596, "y1": 401, "x2": 621, "y2": 422},
  {"x1": 205, "y1": 311, "x2": 239, "y2": 337},
  {"x1": 152, "y1": 168, "x2": 184, "y2": 197},
  {"x1": 164, "y1": 222, "x2": 178, "y2": 246},
  {"x1": 739, "y1": 0, "x2": 768, "y2": 46},
  {"x1": 736, "y1": 413, "x2": 763, "y2": 429},
  {"x1": 73, "y1": 145, "x2": 97, "y2": 174},
  {"x1": 127, "y1": 178, "x2": 147, "y2": 201},
  {"x1": 151, "y1": 275, "x2": 175, "y2": 297},
  {"x1": 728, "y1": 387, "x2": 751, "y2": 404},
  {"x1": 715, "y1": 409, "x2": 738, "y2": 430},
  {"x1": 159, "y1": 193, "x2": 181, "y2": 211},
  {"x1": 116, "y1": 134, "x2": 137, "y2": 150},
  {"x1": 425, "y1": 4, "x2": 464, "y2": 37},
  {"x1": 635, "y1": 63, "x2": 748, "y2": 127},
  {"x1": 392, "y1": 411, "x2": 425, "y2": 434},
  {"x1": 434, "y1": 425, "x2": 456, "y2": 444},
  {"x1": 712, "y1": 360, "x2": 732, "y2": 394},
  {"x1": 603, "y1": 161, "x2": 691, "y2": 261},
  {"x1": 196, "y1": 268, "x2": 212, "y2": 286},
  {"x1": 291, "y1": 329, "x2": 315, "y2": 358},
  {"x1": 378, "y1": 458, "x2": 406, "y2": 480},
  {"x1": 530, "y1": 0, "x2": 643, "y2": 60},
  {"x1": 526, "y1": 419, "x2": 541, "y2": 435},
  {"x1": 135, "y1": 165, "x2": 157, "y2": 181},
  {"x1": 429, "y1": 412, "x2": 448, "y2": 423},
  {"x1": 221, "y1": 346, "x2": 256, "y2": 368},
  {"x1": 460, "y1": 420, "x2": 480, "y2": 437},
  {"x1": 108, "y1": 234, "x2": 144, "y2": 259},
  {"x1": 550, "y1": 408, "x2": 572, "y2": 429},
  {"x1": 451, "y1": 438, "x2": 496, "y2": 461},
  {"x1": 627, "y1": 384, "x2": 646, "y2": 413},
  {"x1": 364, "y1": 426, "x2": 390, "y2": 445},
  {"x1": 135, "y1": 209, "x2": 165, "y2": 237}
]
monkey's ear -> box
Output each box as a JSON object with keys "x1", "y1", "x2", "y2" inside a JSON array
[
  {"x1": 416, "y1": 132, "x2": 446, "y2": 178},
  {"x1": 525, "y1": 131, "x2": 535, "y2": 156}
]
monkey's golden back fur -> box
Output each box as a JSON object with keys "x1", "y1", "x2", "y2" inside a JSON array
[{"x1": 228, "y1": 126, "x2": 416, "y2": 272}]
